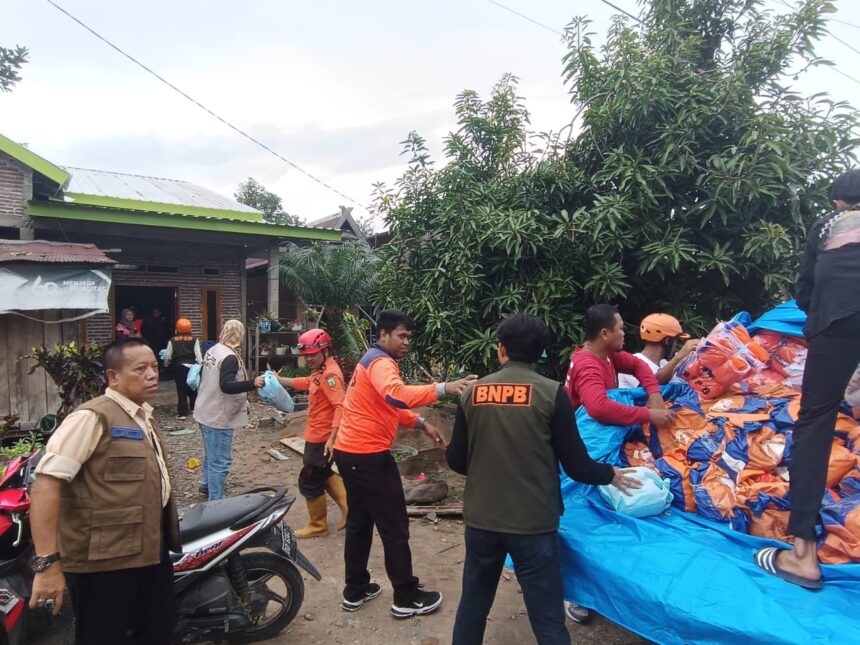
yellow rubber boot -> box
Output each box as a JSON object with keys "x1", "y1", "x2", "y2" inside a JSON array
[
  {"x1": 325, "y1": 475, "x2": 348, "y2": 531},
  {"x1": 294, "y1": 496, "x2": 329, "y2": 538}
]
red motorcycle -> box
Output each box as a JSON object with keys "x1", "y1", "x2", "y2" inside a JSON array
[{"x1": 0, "y1": 449, "x2": 42, "y2": 645}]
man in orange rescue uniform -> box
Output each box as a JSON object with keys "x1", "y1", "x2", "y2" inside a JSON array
[
  {"x1": 332, "y1": 309, "x2": 476, "y2": 619},
  {"x1": 275, "y1": 329, "x2": 347, "y2": 538}
]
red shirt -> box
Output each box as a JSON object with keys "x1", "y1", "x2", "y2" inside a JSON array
[{"x1": 564, "y1": 346, "x2": 660, "y2": 426}]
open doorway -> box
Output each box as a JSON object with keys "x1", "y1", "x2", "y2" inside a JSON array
[
  {"x1": 201, "y1": 287, "x2": 222, "y2": 342},
  {"x1": 114, "y1": 285, "x2": 177, "y2": 352}
]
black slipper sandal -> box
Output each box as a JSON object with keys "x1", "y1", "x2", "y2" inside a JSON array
[{"x1": 753, "y1": 547, "x2": 824, "y2": 590}]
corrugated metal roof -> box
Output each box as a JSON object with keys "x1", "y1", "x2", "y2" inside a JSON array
[
  {"x1": 0, "y1": 239, "x2": 115, "y2": 265},
  {"x1": 64, "y1": 167, "x2": 260, "y2": 214}
]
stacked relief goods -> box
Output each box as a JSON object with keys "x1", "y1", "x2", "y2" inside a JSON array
[{"x1": 620, "y1": 318, "x2": 860, "y2": 564}]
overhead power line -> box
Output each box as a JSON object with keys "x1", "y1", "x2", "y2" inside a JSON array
[
  {"x1": 597, "y1": 0, "x2": 643, "y2": 24},
  {"x1": 43, "y1": 0, "x2": 367, "y2": 212},
  {"x1": 831, "y1": 16, "x2": 860, "y2": 31},
  {"x1": 484, "y1": 0, "x2": 564, "y2": 36},
  {"x1": 828, "y1": 65, "x2": 860, "y2": 88}
]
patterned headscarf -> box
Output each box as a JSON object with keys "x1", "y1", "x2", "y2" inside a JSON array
[
  {"x1": 117, "y1": 308, "x2": 137, "y2": 336},
  {"x1": 219, "y1": 319, "x2": 245, "y2": 349}
]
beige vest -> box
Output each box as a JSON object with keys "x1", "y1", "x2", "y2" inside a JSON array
[
  {"x1": 193, "y1": 343, "x2": 250, "y2": 429},
  {"x1": 59, "y1": 396, "x2": 180, "y2": 573}
]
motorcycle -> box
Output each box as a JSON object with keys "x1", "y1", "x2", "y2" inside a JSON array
[
  {"x1": 0, "y1": 446, "x2": 319, "y2": 644},
  {"x1": 172, "y1": 485, "x2": 321, "y2": 643},
  {"x1": 0, "y1": 449, "x2": 42, "y2": 645}
]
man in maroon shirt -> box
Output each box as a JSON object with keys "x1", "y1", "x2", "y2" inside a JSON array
[{"x1": 564, "y1": 304, "x2": 673, "y2": 428}]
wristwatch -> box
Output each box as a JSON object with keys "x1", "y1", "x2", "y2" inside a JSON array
[{"x1": 31, "y1": 553, "x2": 61, "y2": 573}]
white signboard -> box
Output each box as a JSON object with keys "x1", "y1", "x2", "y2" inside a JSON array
[{"x1": 0, "y1": 265, "x2": 112, "y2": 313}]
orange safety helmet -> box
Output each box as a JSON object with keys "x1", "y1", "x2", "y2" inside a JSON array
[
  {"x1": 176, "y1": 318, "x2": 192, "y2": 334},
  {"x1": 296, "y1": 329, "x2": 333, "y2": 355},
  {"x1": 640, "y1": 313, "x2": 689, "y2": 343}
]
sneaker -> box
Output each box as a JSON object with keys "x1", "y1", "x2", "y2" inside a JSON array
[
  {"x1": 198, "y1": 484, "x2": 209, "y2": 495},
  {"x1": 341, "y1": 582, "x2": 382, "y2": 612},
  {"x1": 564, "y1": 601, "x2": 592, "y2": 624},
  {"x1": 176, "y1": 415, "x2": 187, "y2": 420},
  {"x1": 390, "y1": 589, "x2": 442, "y2": 619}
]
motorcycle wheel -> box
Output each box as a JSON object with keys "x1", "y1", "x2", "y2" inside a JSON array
[{"x1": 225, "y1": 552, "x2": 304, "y2": 643}]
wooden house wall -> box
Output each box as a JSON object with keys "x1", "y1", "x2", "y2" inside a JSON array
[{"x1": 0, "y1": 310, "x2": 80, "y2": 426}]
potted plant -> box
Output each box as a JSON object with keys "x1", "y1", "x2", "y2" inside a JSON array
[{"x1": 259, "y1": 341, "x2": 272, "y2": 356}]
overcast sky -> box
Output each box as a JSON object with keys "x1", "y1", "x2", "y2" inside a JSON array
[{"x1": 3, "y1": 1, "x2": 860, "y2": 227}]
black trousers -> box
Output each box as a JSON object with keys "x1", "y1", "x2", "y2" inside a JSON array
[
  {"x1": 334, "y1": 449, "x2": 419, "y2": 605},
  {"x1": 789, "y1": 312, "x2": 860, "y2": 539},
  {"x1": 173, "y1": 364, "x2": 197, "y2": 416},
  {"x1": 66, "y1": 552, "x2": 175, "y2": 645},
  {"x1": 453, "y1": 527, "x2": 569, "y2": 645},
  {"x1": 299, "y1": 440, "x2": 335, "y2": 499}
]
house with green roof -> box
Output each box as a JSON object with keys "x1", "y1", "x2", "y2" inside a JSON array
[{"x1": 0, "y1": 131, "x2": 340, "y2": 348}]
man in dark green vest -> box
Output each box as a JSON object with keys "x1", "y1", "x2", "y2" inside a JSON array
[{"x1": 447, "y1": 313, "x2": 640, "y2": 645}]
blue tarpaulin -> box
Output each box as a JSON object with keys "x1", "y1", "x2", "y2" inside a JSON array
[
  {"x1": 746, "y1": 300, "x2": 807, "y2": 337},
  {"x1": 561, "y1": 384, "x2": 860, "y2": 645}
]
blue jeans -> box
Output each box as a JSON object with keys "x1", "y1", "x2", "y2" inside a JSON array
[
  {"x1": 452, "y1": 527, "x2": 569, "y2": 645},
  {"x1": 200, "y1": 426, "x2": 234, "y2": 501}
]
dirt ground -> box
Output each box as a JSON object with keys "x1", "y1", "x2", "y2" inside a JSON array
[{"x1": 31, "y1": 389, "x2": 647, "y2": 645}]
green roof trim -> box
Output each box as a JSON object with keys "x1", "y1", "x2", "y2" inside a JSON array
[
  {"x1": 27, "y1": 201, "x2": 341, "y2": 242},
  {"x1": 0, "y1": 133, "x2": 70, "y2": 189},
  {"x1": 64, "y1": 191, "x2": 264, "y2": 222}
]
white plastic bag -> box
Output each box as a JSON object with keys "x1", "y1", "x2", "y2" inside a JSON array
[
  {"x1": 186, "y1": 363, "x2": 202, "y2": 391},
  {"x1": 258, "y1": 371, "x2": 295, "y2": 413},
  {"x1": 598, "y1": 466, "x2": 673, "y2": 518}
]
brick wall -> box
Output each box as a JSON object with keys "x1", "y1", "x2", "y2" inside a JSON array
[
  {"x1": 84, "y1": 246, "x2": 244, "y2": 345},
  {"x1": 0, "y1": 154, "x2": 32, "y2": 231}
]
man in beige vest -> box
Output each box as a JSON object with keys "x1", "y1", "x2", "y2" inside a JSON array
[{"x1": 29, "y1": 338, "x2": 181, "y2": 645}]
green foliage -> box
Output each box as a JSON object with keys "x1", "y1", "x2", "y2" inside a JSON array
[
  {"x1": 277, "y1": 366, "x2": 312, "y2": 379},
  {"x1": 235, "y1": 177, "x2": 302, "y2": 226},
  {"x1": 0, "y1": 433, "x2": 44, "y2": 460},
  {"x1": 27, "y1": 342, "x2": 106, "y2": 420},
  {"x1": 280, "y1": 242, "x2": 378, "y2": 368},
  {"x1": 373, "y1": 0, "x2": 858, "y2": 376},
  {"x1": 0, "y1": 45, "x2": 28, "y2": 93}
]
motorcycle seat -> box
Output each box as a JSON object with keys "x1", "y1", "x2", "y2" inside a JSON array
[{"x1": 179, "y1": 493, "x2": 271, "y2": 544}]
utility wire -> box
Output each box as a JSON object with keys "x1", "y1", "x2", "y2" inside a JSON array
[
  {"x1": 828, "y1": 65, "x2": 860, "y2": 88},
  {"x1": 831, "y1": 16, "x2": 860, "y2": 31},
  {"x1": 773, "y1": 0, "x2": 860, "y2": 86},
  {"x1": 484, "y1": 0, "x2": 564, "y2": 36},
  {"x1": 597, "y1": 0, "x2": 643, "y2": 24},
  {"x1": 828, "y1": 30, "x2": 860, "y2": 59},
  {"x1": 43, "y1": 0, "x2": 368, "y2": 212},
  {"x1": 774, "y1": 0, "x2": 860, "y2": 31}
]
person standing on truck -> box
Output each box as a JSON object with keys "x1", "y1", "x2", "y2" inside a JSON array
[
  {"x1": 617, "y1": 313, "x2": 699, "y2": 388},
  {"x1": 447, "y1": 313, "x2": 641, "y2": 645},
  {"x1": 274, "y1": 329, "x2": 348, "y2": 538},
  {"x1": 755, "y1": 169, "x2": 860, "y2": 589},
  {"x1": 332, "y1": 309, "x2": 476, "y2": 619}
]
